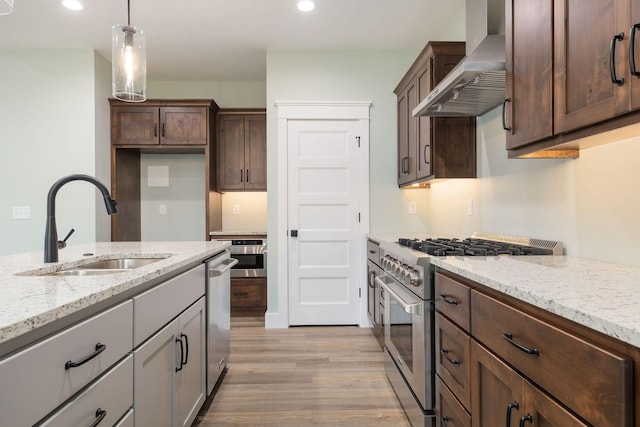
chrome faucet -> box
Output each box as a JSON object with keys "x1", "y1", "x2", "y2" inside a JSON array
[{"x1": 44, "y1": 174, "x2": 118, "y2": 263}]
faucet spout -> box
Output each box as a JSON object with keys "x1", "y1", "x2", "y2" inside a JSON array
[{"x1": 44, "y1": 174, "x2": 118, "y2": 263}]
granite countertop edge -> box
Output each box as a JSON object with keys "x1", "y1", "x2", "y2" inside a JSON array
[{"x1": 0, "y1": 241, "x2": 229, "y2": 346}]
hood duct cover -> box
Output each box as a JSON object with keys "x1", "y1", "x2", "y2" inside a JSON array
[{"x1": 413, "y1": 0, "x2": 505, "y2": 117}]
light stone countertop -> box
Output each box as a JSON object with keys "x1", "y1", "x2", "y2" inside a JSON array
[
  {"x1": 209, "y1": 231, "x2": 267, "y2": 237},
  {"x1": 0, "y1": 241, "x2": 229, "y2": 347},
  {"x1": 431, "y1": 255, "x2": 640, "y2": 348}
]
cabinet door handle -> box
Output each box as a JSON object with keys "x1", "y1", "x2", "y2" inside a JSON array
[
  {"x1": 502, "y1": 98, "x2": 512, "y2": 131},
  {"x1": 89, "y1": 408, "x2": 107, "y2": 427},
  {"x1": 246, "y1": 169, "x2": 250, "y2": 183},
  {"x1": 441, "y1": 416, "x2": 449, "y2": 426},
  {"x1": 368, "y1": 270, "x2": 376, "y2": 288},
  {"x1": 423, "y1": 144, "x2": 430, "y2": 165},
  {"x1": 181, "y1": 333, "x2": 189, "y2": 366},
  {"x1": 502, "y1": 332, "x2": 540, "y2": 355},
  {"x1": 65, "y1": 343, "x2": 106, "y2": 370},
  {"x1": 154, "y1": 122, "x2": 158, "y2": 137},
  {"x1": 631, "y1": 24, "x2": 640, "y2": 76},
  {"x1": 519, "y1": 414, "x2": 533, "y2": 427},
  {"x1": 161, "y1": 122, "x2": 166, "y2": 137},
  {"x1": 240, "y1": 169, "x2": 243, "y2": 182},
  {"x1": 402, "y1": 156, "x2": 410, "y2": 174},
  {"x1": 440, "y1": 348, "x2": 461, "y2": 366},
  {"x1": 175, "y1": 337, "x2": 185, "y2": 372},
  {"x1": 439, "y1": 293, "x2": 459, "y2": 305},
  {"x1": 610, "y1": 32, "x2": 625, "y2": 85},
  {"x1": 506, "y1": 401, "x2": 519, "y2": 427}
]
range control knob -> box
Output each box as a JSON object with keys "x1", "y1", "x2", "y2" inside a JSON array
[{"x1": 405, "y1": 268, "x2": 420, "y2": 287}]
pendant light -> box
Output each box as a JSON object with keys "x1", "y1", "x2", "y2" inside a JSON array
[
  {"x1": 0, "y1": 0, "x2": 14, "y2": 15},
  {"x1": 112, "y1": 0, "x2": 146, "y2": 102}
]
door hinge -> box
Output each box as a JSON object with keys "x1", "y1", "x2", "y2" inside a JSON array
[
  {"x1": 358, "y1": 212, "x2": 361, "y2": 223},
  {"x1": 356, "y1": 136, "x2": 361, "y2": 147},
  {"x1": 359, "y1": 288, "x2": 362, "y2": 298}
]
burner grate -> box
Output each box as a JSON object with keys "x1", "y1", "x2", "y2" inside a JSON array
[{"x1": 396, "y1": 236, "x2": 558, "y2": 256}]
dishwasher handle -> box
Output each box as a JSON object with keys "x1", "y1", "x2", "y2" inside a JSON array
[{"x1": 208, "y1": 258, "x2": 239, "y2": 277}]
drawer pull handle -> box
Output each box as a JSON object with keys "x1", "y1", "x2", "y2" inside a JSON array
[
  {"x1": 506, "y1": 401, "x2": 519, "y2": 427},
  {"x1": 519, "y1": 414, "x2": 533, "y2": 427},
  {"x1": 233, "y1": 291, "x2": 249, "y2": 297},
  {"x1": 65, "y1": 343, "x2": 106, "y2": 370},
  {"x1": 441, "y1": 416, "x2": 449, "y2": 426},
  {"x1": 439, "y1": 294, "x2": 459, "y2": 305},
  {"x1": 89, "y1": 408, "x2": 107, "y2": 427},
  {"x1": 503, "y1": 332, "x2": 540, "y2": 356},
  {"x1": 441, "y1": 348, "x2": 460, "y2": 366}
]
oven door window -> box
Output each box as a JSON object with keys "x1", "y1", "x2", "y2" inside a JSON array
[
  {"x1": 232, "y1": 254, "x2": 264, "y2": 270},
  {"x1": 388, "y1": 296, "x2": 414, "y2": 373}
]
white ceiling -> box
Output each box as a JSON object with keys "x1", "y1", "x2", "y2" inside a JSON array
[{"x1": 0, "y1": 0, "x2": 464, "y2": 81}]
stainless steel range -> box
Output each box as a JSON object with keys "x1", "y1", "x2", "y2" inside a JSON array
[{"x1": 376, "y1": 232, "x2": 562, "y2": 427}]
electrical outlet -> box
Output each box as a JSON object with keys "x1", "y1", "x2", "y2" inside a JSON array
[
  {"x1": 159, "y1": 204, "x2": 167, "y2": 215},
  {"x1": 408, "y1": 201, "x2": 417, "y2": 214},
  {"x1": 12, "y1": 206, "x2": 31, "y2": 219},
  {"x1": 467, "y1": 199, "x2": 473, "y2": 216},
  {"x1": 233, "y1": 204, "x2": 240, "y2": 215}
]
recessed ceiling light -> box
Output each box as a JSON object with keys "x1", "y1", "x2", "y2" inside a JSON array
[
  {"x1": 297, "y1": 0, "x2": 315, "y2": 12},
  {"x1": 62, "y1": 0, "x2": 83, "y2": 11}
]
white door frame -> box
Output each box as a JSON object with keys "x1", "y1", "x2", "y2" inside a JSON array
[{"x1": 270, "y1": 101, "x2": 371, "y2": 328}]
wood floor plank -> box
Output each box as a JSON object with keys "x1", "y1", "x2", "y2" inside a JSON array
[{"x1": 194, "y1": 317, "x2": 410, "y2": 426}]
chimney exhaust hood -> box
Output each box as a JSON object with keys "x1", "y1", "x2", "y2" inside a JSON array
[{"x1": 413, "y1": 0, "x2": 505, "y2": 117}]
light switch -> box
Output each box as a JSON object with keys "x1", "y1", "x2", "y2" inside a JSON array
[
  {"x1": 467, "y1": 199, "x2": 473, "y2": 216},
  {"x1": 232, "y1": 204, "x2": 240, "y2": 215},
  {"x1": 408, "y1": 201, "x2": 416, "y2": 214},
  {"x1": 159, "y1": 204, "x2": 167, "y2": 215}
]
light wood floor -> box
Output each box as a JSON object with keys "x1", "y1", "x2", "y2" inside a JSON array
[{"x1": 194, "y1": 317, "x2": 411, "y2": 427}]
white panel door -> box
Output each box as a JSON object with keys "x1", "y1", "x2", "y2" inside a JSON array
[{"x1": 288, "y1": 119, "x2": 361, "y2": 325}]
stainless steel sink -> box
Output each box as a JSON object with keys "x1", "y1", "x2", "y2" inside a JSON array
[
  {"x1": 17, "y1": 254, "x2": 171, "y2": 277},
  {"x1": 75, "y1": 258, "x2": 164, "y2": 270}
]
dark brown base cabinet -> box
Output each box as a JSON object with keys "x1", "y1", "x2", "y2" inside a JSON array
[
  {"x1": 505, "y1": 0, "x2": 640, "y2": 158},
  {"x1": 230, "y1": 277, "x2": 266, "y2": 317},
  {"x1": 395, "y1": 42, "x2": 476, "y2": 187},
  {"x1": 434, "y1": 270, "x2": 637, "y2": 427}
]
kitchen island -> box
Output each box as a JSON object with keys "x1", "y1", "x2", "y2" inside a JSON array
[{"x1": 0, "y1": 240, "x2": 229, "y2": 427}]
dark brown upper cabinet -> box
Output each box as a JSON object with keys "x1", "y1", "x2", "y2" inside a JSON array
[
  {"x1": 217, "y1": 110, "x2": 266, "y2": 192},
  {"x1": 111, "y1": 100, "x2": 210, "y2": 147},
  {"x1": 505, "y1": 0, "x2": 640, "y2": 158},
  {"x1": 395, "y1": 42, "x2": 476, "y2": 188}
]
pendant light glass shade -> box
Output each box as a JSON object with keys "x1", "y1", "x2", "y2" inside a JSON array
[
  {"x1": 112, "y1": 24, "x2": 146, "y2": 102},
  {"x1": 0, "y1": 0, "x2": 14, "y2": 15}
]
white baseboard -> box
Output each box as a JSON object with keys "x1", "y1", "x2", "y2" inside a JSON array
[{"x1": 264, "y1": 311, "x2": 288, "y2": 329}]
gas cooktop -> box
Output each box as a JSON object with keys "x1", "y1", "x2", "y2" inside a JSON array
[{"x1": 396, "y1": 232, "x2": 563, "y2": 257}]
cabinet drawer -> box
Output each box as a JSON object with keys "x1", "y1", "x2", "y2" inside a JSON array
[
  {"x1": 436, "y1": 313, "x2": 471, "y2": 411},
  {"x1": 0, "y1": 300, "x2": 133, "y2": 427},
  {"x1": 40, "y1": 355, "x2": 133, "y2": 427},
  {"x1": 134, "y1": 264, "x2": 205, "y2": 347},
  {"x1": 435, "y1": 272, "x2": 470, "y2": 332},
  {"x1": 231, "y1": 279, "x2": 266, "y2": 312},
  {"x1": 435, "y1": 377, "x2": 471, "y2": 427},
  {"x1": 471, "y1": 290, "x2": 632, "y2": 427},
  {"x1": 366, "y1": 239, "x2": 380, "y2": 264}
]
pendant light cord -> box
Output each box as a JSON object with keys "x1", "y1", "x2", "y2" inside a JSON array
[{"x1": 127, "y1": 0, "x2": 131, "y2": 26}]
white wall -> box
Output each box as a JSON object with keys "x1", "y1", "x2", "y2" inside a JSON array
[
  {"x1": 0, "y1": 49, "x2": 111, "y2": 256},
  {"x1": 147, "y1": 81, "x2": 266, "y2": 108}
]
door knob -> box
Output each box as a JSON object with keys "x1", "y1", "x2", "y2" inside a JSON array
[{"x1": 291, "y1": 230, "x2": 298, "y2": 237}]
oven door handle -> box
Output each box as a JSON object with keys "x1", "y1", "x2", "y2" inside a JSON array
[
  {"x1": 208, "y1": 258, "x2": 239, "y2": 277},
  {"x1": 377, "y1": 277, "x2": 423, "y2": 316}
]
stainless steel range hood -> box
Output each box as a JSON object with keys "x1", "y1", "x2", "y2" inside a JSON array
[{"x1": 413, "y1": 0, "x2": 505, "y2": 117}]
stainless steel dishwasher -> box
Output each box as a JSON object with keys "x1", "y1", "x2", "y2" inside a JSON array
[{"x1": 204, "y1": 249, "x2": 238, "y2": 395}]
